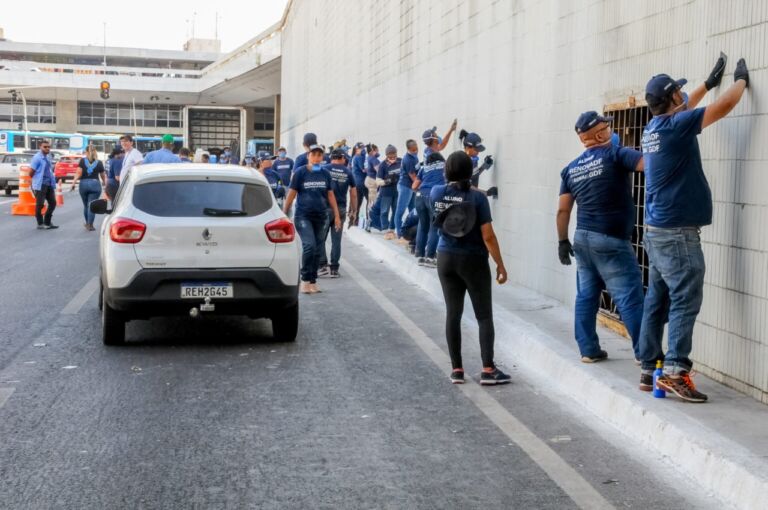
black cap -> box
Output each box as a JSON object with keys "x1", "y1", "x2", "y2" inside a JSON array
[
  {"x1": 575, "y1": 111, "x2": 613, "y2": 133},
  {"x1": 330, "y1": 148, "x2": 346, "y2": 160},
  {"x1": 303, "y1": 133, "x2": 318, "y2": 146},
  {"x1": 462, "y1": 132, "x2": 485, "y2": 152}
]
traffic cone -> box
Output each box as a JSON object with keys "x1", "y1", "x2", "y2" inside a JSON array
[
  {"x1": 55, "y1": 179, "x2": 64, "y2": 206},
  {"x1": 11, "y1": 165, "x2": 43, "y2": 216}
]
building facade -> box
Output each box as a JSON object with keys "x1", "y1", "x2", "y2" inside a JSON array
[{"x1": 279, "y1": 0, "x2": 768, "y2": 403}]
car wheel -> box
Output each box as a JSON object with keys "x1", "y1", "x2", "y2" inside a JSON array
[
  {"x1": 271, "y1": 301, "x2": 298, "y2": 342},
  {"x1": 102, "y1": 290, "x2": 125, "y2": 346}
]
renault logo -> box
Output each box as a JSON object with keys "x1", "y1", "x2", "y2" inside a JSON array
[{"x1": 202, "y1": 228, "x2": 212, "y2": 241}]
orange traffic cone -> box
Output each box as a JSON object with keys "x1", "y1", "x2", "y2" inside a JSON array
[
  {"x1": 56, "y1": 179, "x2": 64, "y2": 206},
  {"x1": 11, "y1": 165, "x2": 43, "y2": 216}
]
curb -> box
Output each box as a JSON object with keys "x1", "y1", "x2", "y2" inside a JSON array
[{"x1": 346, "y1": 227, "x2": 768, "y2": 510}]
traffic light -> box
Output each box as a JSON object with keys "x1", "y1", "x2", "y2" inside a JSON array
[{"x1": 100, "y1": 81, "x2": 110, "y2": 100}]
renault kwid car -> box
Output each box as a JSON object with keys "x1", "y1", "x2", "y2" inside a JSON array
[{"x1": 91, "y1": 163, "x2": 301, "y2": 345}]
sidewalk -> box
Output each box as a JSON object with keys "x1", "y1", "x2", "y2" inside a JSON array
[{"x1": 346, "y1": 227, "x2": 768, "y2": 510}]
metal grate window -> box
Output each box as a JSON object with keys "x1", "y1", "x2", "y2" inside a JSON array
[{"x1": 598, "y1": 105, "x2": 651, "y2": 321}]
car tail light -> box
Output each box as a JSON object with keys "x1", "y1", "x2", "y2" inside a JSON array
[
  {"x1": 110, "y1": 218, "x2": 146, "y2": 244},
  {"x1": 265, "y1": 218, "x2": 295, "y2": 243}
]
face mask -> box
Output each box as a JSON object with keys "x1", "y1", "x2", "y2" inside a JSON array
[
  {"x1": 471, "y1": 156, "x2": 479, "y2": 166},
  {"x1": 437, "y1": 136, "x2": 443, "y2": 145},
  {"x1": 278, "y1": 151, "x2": 286, "y2": 158},
  {"x1": 311, "y1": 164, "x2": 321, "y2": 172}
]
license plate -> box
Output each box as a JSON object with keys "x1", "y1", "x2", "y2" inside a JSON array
[{"x1": 180, "y1": 282, "x2": 233, "y2": 299}]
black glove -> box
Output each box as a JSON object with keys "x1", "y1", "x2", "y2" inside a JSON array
[
  {"x1": 483, "y1": 155, "x2": 494, "y2": 167},
  {"x1": 558, "y1": 239, "x2": 574, "y2": 265},
  {"x1": 704, "y1": 52, "x2": 727, "y2": 90},
  {"x1": 734, "y1": 58, "x2": 749, "y2": 87}
]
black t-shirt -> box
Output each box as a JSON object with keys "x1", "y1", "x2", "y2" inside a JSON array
[{"x1": 78, "y1": 158, "x2": 105, "y2": 180}]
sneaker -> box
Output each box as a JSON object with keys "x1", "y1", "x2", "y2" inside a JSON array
[
  {"x1": 397, "y1": 237, "x2": 409, "y2": 245},
  {"x1": 44, "y1": 224, "x2": 59, "y2": 230},
  {"x1": 424, "y1": 258, "x2": 437, "y2": 268},
  {"x1": 639, "y1": 371, "x2": 653, "y2": 392},
  {"x1": 417, "y1": 257, "x2": 426, "y2": 266},
  {"x1": 309, "y1": 283, "x2": 322, "y2": 293},
  {"x1": 329, "y1": 269, "x2": 340, "y2": 278},
  {"x1": 580, "y1": 350, "x2": 608, "y2": 363},
  {"x1": 300, "y1": 282, "x2": 312, "y2": 294},
  {"x1": 36, "y1": 224, "x2": 46, "y2": 230},
  {"x1": 317, "y1": 266, "x2": 330, "y2": 278},
  {"x1": 480, "y1": 368, "x2": 511, "y2": 385},
  {"x1": 655, "y1": 372, "x2": 708, "y2": 403},
  {"x1": 450, "y1": 370, "x2": 465, "y2": 384},
  {"x1": 384, "y1": 231, "x2": 395, "y2": 240}
]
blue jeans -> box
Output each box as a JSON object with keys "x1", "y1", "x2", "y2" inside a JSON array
[
  {"x1": 394, "y1": 184, "x2": 414, "y2": 237},
  {"x1": 379, "y1": 191, "x2": 396, "y2": 231},
  {"x1": 415, "y1": 193, "x2": 438, "y2": 258},
  {"x1": 572, "y1": 230, "x2": 645, "y2": 358},
  {"x1": 295, "y1": 214, "x2": 330, "y2": 283},
  {"x1": 638, "y1": 227, "x2": 705, "y2": 375},
  {"x1": 78, "y1": 179, "x2": 101, "y2": 225},
  {"x1": 319, "y1": 209, "x2": 346, "y2": 270}
]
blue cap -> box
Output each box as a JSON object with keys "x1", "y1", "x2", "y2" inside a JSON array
[
  {"x1": 645, "y1": 74, "x2": 687, "y2": 102},
  {"x1": 575, "y1": 111, "x2": 613, "y2": 133},
  {"x1": 422, "y1": 127, "x2": 438, "y2": 143},
  {"x1": 308, "y1": 144, "x2": 324, "y2": 153},
  {"x1": 462, "y1": 132, "x2": 485, "y2": 152},
  {"x1": 303, "y1": 132, "x2": 318, "y2": 146}
]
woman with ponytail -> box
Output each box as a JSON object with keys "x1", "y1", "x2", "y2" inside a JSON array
[
  {"x1": 458, "y1": 128, "x2": 494, "y2": 190},
  {"x1": 430, "y1": 151, "x2": 510, "y2": 386}
]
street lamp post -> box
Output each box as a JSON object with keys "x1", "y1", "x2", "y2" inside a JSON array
[{"x1": 9, "y1": 89, "x2": 30, "y2": 149}]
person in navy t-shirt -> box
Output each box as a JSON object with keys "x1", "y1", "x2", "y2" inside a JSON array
[
  {"x1": 412, "y1": 151, "x2": 446, "y2": 266},
  {"x1": 636, "y1": 58, "x2": 749, "y2": 403},
  {"x1": 393, "y1": 139, "x2": 419, "y2": 241},
  {"x1": 364, "y1": 144, "x2": 380, "y2": 231},
  {"x1": 317, "y1": 149, "x2": 358, "y2": 277},
  {"x1": 431, "y1": 151, "x2": 510, "y2": 385},
  {"x1": 557, "y1": 110, "x2": 645, "y2": 365},
  {"x1": 273, "y1": 146, "x2": 294, "y2": 189},
  {"x1": 283, "y1": 144, "x2": 342, "y2": 294},
  {"x1": 256, "y1": 154, "x2": 285, "y2": 202},
  {"x1": 376, "y1": 144, "x2": 402, "y2": 239},
  {"x1": 350, "y1": 142, "x2": 367, "y2": 227},
  {"x1": 459, "y1": 129, "x2": 495, "y2": 192}
]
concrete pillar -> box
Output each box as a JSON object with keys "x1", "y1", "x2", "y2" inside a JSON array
[
  {"x1": 273, "y1": 94, "x2": 281, "y2": 148},
  {"x1": 56, "y1": 99, "x2": 77, "y2": 133}
]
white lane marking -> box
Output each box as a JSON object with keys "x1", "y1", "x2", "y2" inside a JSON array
[
  {"x1": 0, "y1": 387, "x2": 14, "y2": 409},
  {"x1": 60, "y1": 276, "x2": 99, "y2": 315},
  {"x1": 342, "y1": 258, "x2": 615, "y2": 510}
]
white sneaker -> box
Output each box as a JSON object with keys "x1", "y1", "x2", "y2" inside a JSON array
[{"x1": 317, "y1": 266, "x2": 330, "y2": 278}]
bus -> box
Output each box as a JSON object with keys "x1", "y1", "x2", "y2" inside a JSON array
[{"x1": 0, "y1": 130, "x2": 184, "y2": 159}]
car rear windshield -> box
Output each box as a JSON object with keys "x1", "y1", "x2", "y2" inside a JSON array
[{"x1": 132, "y1": 180, "x2": 273, "y2": 217}]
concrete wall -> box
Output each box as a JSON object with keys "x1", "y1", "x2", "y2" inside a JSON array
[{"x1": 279, "y1": 0, "x2": 768, "y2": 403}]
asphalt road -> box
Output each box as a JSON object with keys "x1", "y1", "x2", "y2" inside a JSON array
[{"x1": 0, "y1": 196, "x2": 718, "y2": 509}]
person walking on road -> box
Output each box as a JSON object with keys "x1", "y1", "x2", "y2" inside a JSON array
[
  {"x1": 118, "y1": 134, "x2": 143, "y2": 181},
  {"x1": 143, "y1": 134, "x2": 181, "y2": 164},
  {"x1": 105, "y1": 147, "x2": 124, "y2": 201},
  {"x1": 29, "y1": 141, "x2": 58, "y2": 229},
  {"x1": 71, "y1": 145, "x2": 106, "y2": 231},
  {"x1": 350, "y1": 142, "x2": 368, "y2": 228},
  {"x1": 556, "y1": 111, "x2": 645, "y2": 364},
  {"x1": 282, "y1": 144, "x2": 342, "y2": 294},
  {"x1": 376, "y1": 144, "x2": 402, "y2": 240},
  {"x1": 364, "y1": 144, "x2": 381, "y2": 232},
  {"x1": 431, "y1": 151, "x2": 510, "y2": 385},
  {"x1": 637, "y1": 56, "x2": 749, "y2": 403},
  {"x1": 273, "y1": 146, "x2": 294, "y2": 188},
  {"x1": 318, "y1": 148, "x2": 358, "y2": 278}
]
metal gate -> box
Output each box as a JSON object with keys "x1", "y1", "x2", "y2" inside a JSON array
[{"x1": 188, "y1": 109, "x2": 240, "y2": 152}]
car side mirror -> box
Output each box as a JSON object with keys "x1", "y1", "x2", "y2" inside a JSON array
[{"x1": 90, "y1": 198, "x2": 111, "y2": 215}]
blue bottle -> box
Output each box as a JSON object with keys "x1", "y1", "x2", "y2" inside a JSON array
[{"x1": 653, "y1": 360, "x2": 666, "y2": 398}]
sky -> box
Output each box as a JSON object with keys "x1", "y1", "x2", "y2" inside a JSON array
[{"x1": 1, "y1": 0, "x2": 289, "y2": 53}]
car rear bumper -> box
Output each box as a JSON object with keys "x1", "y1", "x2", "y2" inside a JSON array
[{"x1": 104, "y1": 268, "x2": 299, "y2": 320}]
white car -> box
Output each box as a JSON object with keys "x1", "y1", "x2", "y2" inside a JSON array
[
  {"x1": 91, "y1": 163, "x2": 301, "y2": 345},
  {"x1": 0, "y1": 152, "x2": 33, "y2": 195}
]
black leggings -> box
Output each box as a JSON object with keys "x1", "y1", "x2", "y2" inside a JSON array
[{"x1": 437, "y1": 251, "x2": 495, "y2": 370}]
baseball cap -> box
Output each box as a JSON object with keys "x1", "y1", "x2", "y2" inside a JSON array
[
  {"x1": 385, "y1": 144, "x2": 397, "y2": 155},
  {"x1": 645, "y1": 74, "x2": 687, "y2": 104},
  {"x1": 308, "y1": 144, "x2": 324, "y2": 153},
  {"x1": 422, "y1": 127, "x2": 438, "y2": 143},
  {"x1": 461, "y1": 132, "x2": 485, "y2": 152},
  {"x1": 574, "y1": 111, "x2": 613, "y2": 134},
  {"x1": 330, "y1": 148, "x2": 346, "y2": 160},
  {"x1": 303, "y1": 132, "x2": 318, "y2": 146},
  {"x1": 161, "y1": 134, "x2": 174, "y2": 144}
]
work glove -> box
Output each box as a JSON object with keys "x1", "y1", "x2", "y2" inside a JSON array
[
  {"x1": 704, "y1": 52, "x2": 727, "y2": 90},
  {"x1": 734, "y1": 58, "x2": 749, "y2": 87},
  {"x1": 484, "y1": 155, "x2": 494, "y2": 167},
  {"x1": 558, "y1": 239, "x2": 574, "y2": 266}
]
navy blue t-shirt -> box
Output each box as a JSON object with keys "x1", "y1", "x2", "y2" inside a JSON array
[
  {"x1": 290, "y1": 165, "x2": 332, "y2": 218},
  {"x1": 352, "y1": 154, "x2": 367, "y2": 186},
  {"x1": 263, "y1": 168, "x2": 285, "y2": 199},
  {"x1": 417, "y1": 159, "x2": 445, "y2": 195},
  {"x1": 559, "y1": 145, "x2": 642, "y2": 239},
  {"x1": 431, "y1": 184, "x2": 493, "y2": 255},
  {"x1": 400, "y1": 152, "x2": 419, "y2": 187},
  {"x1": 641, "y1": 107, "x2": 710, "y2": 228},
  {"x1": 273, "y1": 157, "x2": 294, "y2": 188},
  {"x1": 366, "y1": 154, "x2": 380, "y2": 178},
  {"x1": 324, "y1": 163, "x2": 355, "y2": 210},
  {"x1": 377, "y1": 158, "x2": 402, "y2": 197}
]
